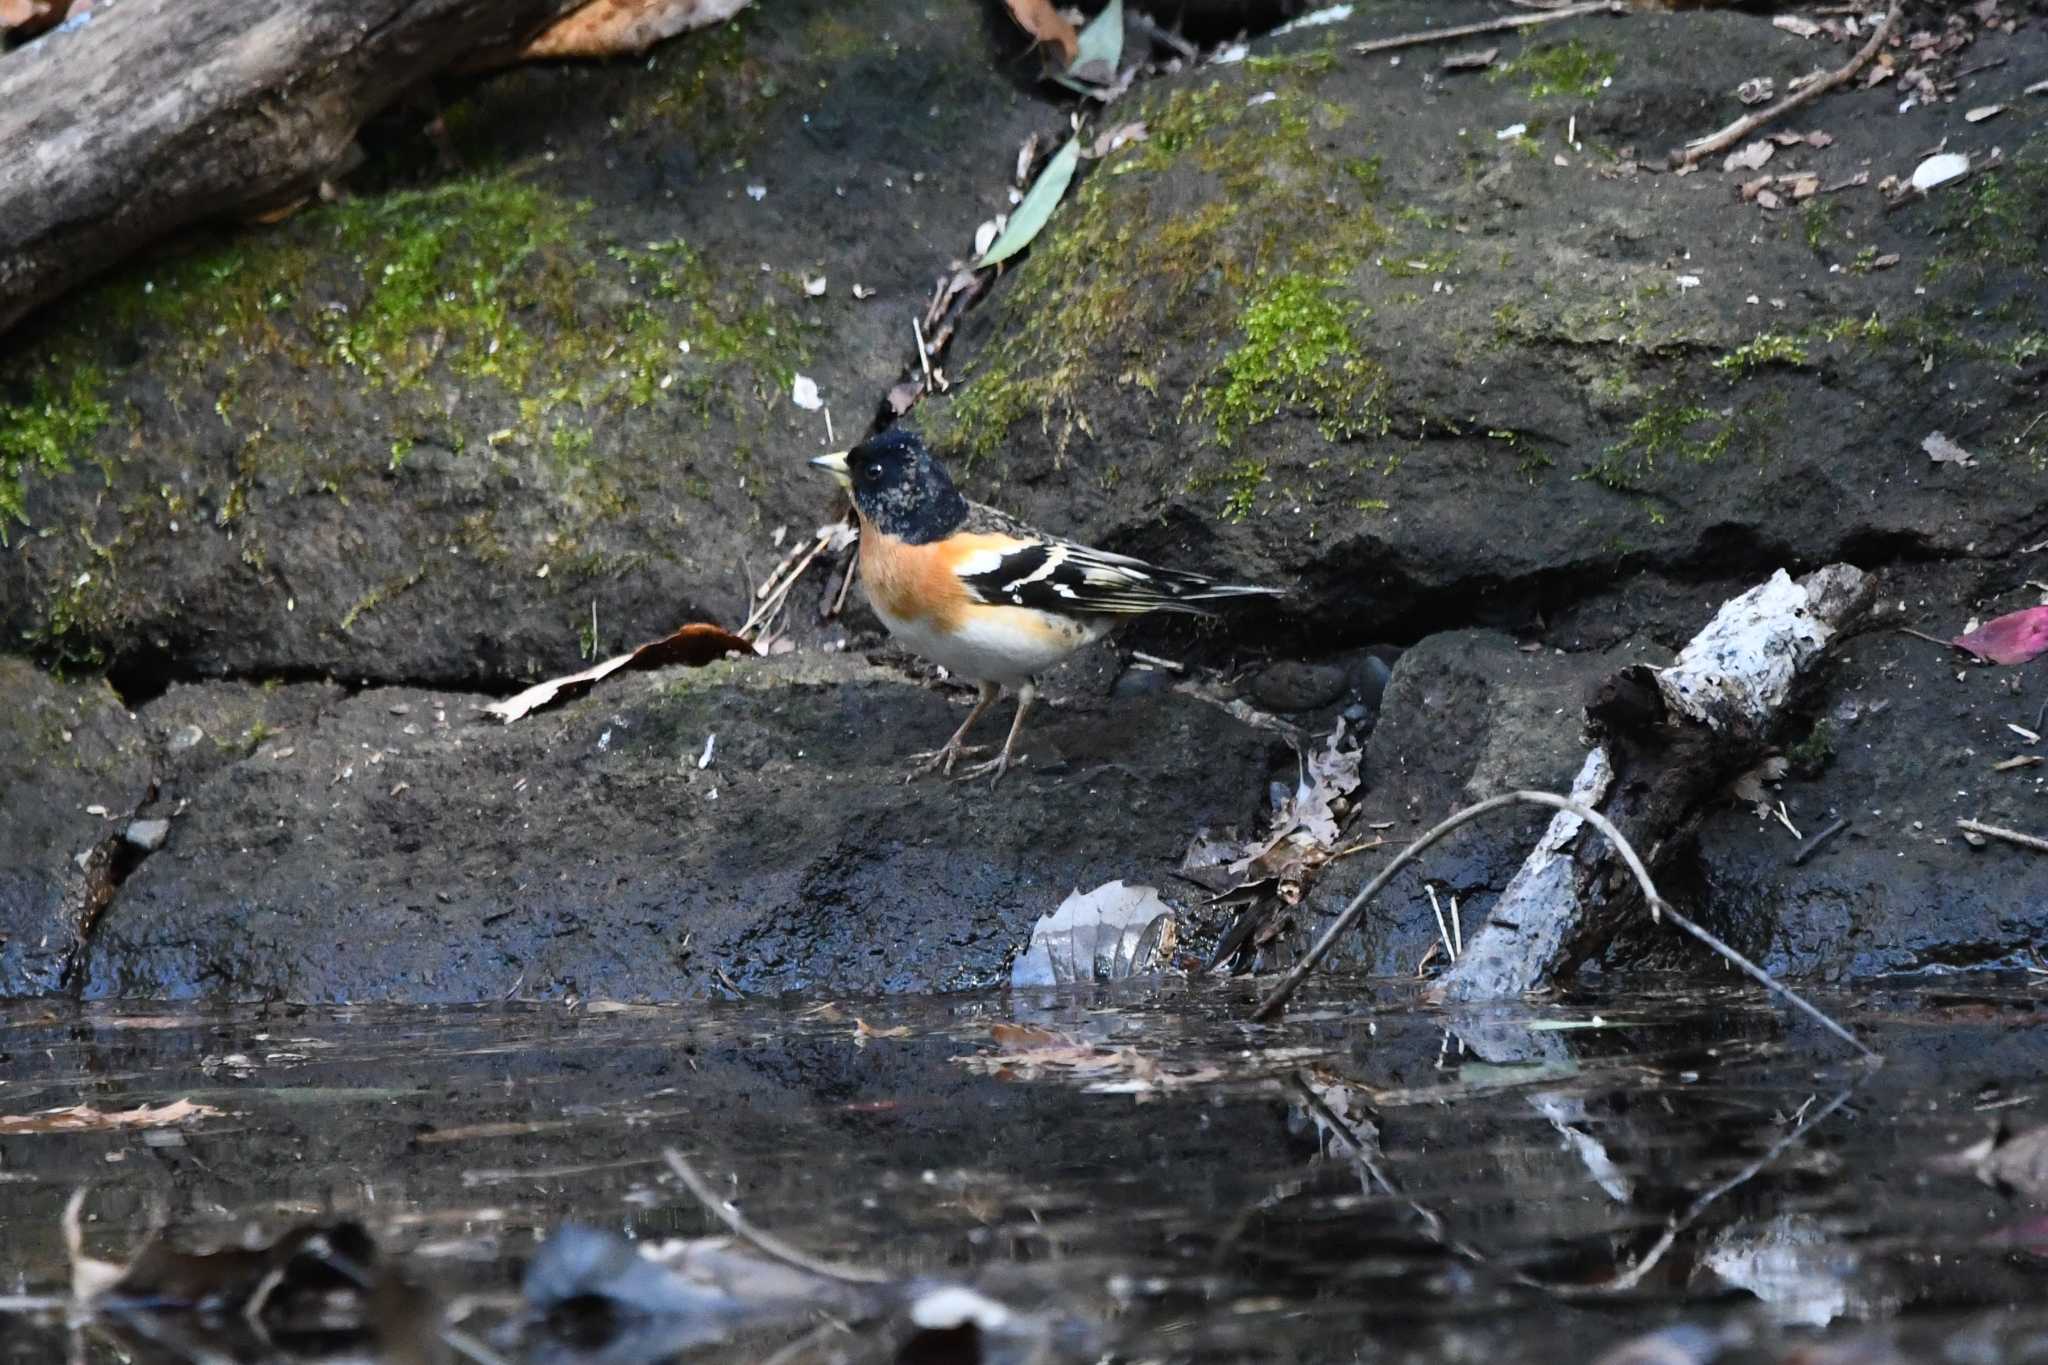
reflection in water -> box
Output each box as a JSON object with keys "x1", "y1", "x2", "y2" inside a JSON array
[{"x1": 0, "y1": 979, "x2": 2041, "y2": 1362}]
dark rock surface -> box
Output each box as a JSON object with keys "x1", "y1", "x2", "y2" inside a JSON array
[
  {"x1": 2, "y1": 0, "x2": 2046, "y2": 1000},
  {"x1": 84, "y1": 652, "x2": 1270, "y2": 1002}
]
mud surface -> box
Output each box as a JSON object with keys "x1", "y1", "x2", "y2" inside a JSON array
[
  {"x1": 2, "y1": 0, "x2": 2046, "y2": 999},
  {"x1": 3, "y1": 981, "x2": 2048, "y2": 1362}
]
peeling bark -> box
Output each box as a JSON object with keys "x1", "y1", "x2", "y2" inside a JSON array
[{"x1": 1437, "y1": 565, "x2": 1876, "y2": 1001}]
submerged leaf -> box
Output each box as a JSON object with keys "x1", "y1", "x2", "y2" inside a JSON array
[
  {"x1": 1953, "y1": 606, "x2": 2048, "y2": 666},
  {"x1": 1010, "y1": 880, "x2": 1177, "y2": 986},
  {"x1": 1, "y1": 1098, "x2": 223, "y2": 1134},
  {"x1": 978, "y1": 135, "x2": 1080, "y2": 268}
]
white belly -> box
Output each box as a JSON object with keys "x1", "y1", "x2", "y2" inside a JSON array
[{"x1": 872, "y1": 599, "x2": 1105, "y2": 687}]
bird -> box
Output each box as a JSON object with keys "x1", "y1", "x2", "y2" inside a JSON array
[{"x1": 809, "y1": 428, "x2": 1284, "y2": 784}]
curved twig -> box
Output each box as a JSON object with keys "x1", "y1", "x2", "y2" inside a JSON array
[
  {"x1": 1249, "y1": 791, "x2": 1878, "y2": 1062},
  {"x1": 663, "y1": 1150, "x2": 893, "y2": 1285},
  {"x1": 1670, "y1": 0, "x2": 1901, "y2": 169}
]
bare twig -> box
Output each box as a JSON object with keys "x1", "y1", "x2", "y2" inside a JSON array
[
  {"x1": 826, "y1": 541, "x2": 859, "y2": 620},
  {"x1": 1287, "y1": 1073, "x2": 1484, "y2": 1258},
  {"x1": 661, "y1": 1149, "x2": 893, "y2": 1285},
  {"x1": 1670, "y1": 0, "x2": 1902, "y2": 168},
  {"x1": 911, "y1": 314, "x2": 935, "y2": 391},
  {"x1": 1251, "y1": 791, "x2": 1878, "y2": 1061},
  {"x1": 1897, "y1": 625, "x2": 1968, "y2": 653},
  {"x1": 1351, "y1": 0, "x2": 1624, "y2": 57},
  {"x1": 1957, "y1": 818, "x2": 2048, "y2": 856},
  {"x1": 1789, "y1": 816, "x2": 1849, "y2": 865}
]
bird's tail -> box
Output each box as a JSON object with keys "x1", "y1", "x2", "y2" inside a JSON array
[
  {"x1": 1142, "y1": 571, "x2": 1287, "y2": 615},
  {"x1": 1180, "y1": 581, "x2": 1286, "y2": 603}
]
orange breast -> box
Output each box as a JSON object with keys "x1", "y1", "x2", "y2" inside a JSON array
[{"x1": 858, "y1": 520, "x2": 1020, "y2": 630}]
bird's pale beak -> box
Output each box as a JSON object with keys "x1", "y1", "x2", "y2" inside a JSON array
[{"x1": 809, "y1": 450, "x2": 851, "y2": 487}]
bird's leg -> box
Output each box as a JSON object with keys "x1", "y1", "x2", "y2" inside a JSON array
[
  {"x1": 906, "y1": 680, "x2": 998, "y2": 780},
  {"x1": 954, "y1": 680, "x2": 1036, "y2": 787}
]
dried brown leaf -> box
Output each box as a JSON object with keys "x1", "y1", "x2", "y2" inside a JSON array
[
  {"x1": 487, "y1": 623, "x2": 754, "y2": 723},
  {"x1": 523, "y1": 0, "x2": 751, "y2": 60},
  {"x1": 1, "y1": 1098, "x2": 223, "y2": 1135},
  {"x1": 1001, "y1": 0, "x2": 1078, "y2": 65}
]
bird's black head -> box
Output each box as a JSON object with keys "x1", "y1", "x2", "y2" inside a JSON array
[{"x1": 809, "y1": 429, "x2": 968, "y2": 544}]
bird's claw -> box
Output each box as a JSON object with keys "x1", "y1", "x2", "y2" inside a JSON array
[
  {"x1": 904, "y1": 742, "x2": 989, "y2": 781},
  {"x1": 951, "y1": 748, "x2": 1017, "y2": 787}
]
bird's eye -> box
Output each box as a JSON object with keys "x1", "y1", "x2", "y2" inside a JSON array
[{"x1": 865, "y1": 463, "x2": 884, "y2": 481}]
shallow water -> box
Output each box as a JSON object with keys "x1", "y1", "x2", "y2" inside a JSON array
[{"x1": 3, "y1": 976, "x2": 2047, "y2": 1363}]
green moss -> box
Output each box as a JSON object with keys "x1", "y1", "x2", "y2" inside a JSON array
[
  {"x1": 1380, "y1": 247, "x2": 1458, "y2": 278},
  {"x1": 1187, "y1": 457, "x2": 1271, "y2": 522},
  {"x1": 1247, "y1": 45, "x2": 1339, "y2": 78},
  {"x1": 0, "y1": 363, "x2": 110, "y2": 541},
  {"x1": 1581, "y1": 396, "x2": 1730, "y2": 490},
  {"x1": 1713, "y1": 332, "x2": 1810, "y2": 378},
  {"x1": 1929, "y1": 149, "x2": 2048, "y2": 277},
  {"x1": 927, "y1": 78, "x2": 1387, "y2": 465},
  {"x1": 1487, "y1": 428, "x2": 1554, "y2": 480},
  {"x1": 320, "y1": 179, "x2": 582, "y2": 388},
  {"x1": 339, "y1": 567, "x2": 427, "y2": 633},
  {"x1": 1800, "y1": 199, "x2": 1839, "y2": 253},
  {"x1": 1491, "y1": 40, "x2": 1618, "y2": 100},
  {"x1": 1786, "y1": 718, "x2": 1835, "y2": 779},
  {"x1": 1199, "y1": 274, "x2": 1385, "y2": 446}
]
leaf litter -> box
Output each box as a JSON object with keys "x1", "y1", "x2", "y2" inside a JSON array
[
  {"x1": 1010, "y1": 879, "x2": 1178, "y2": 986},
  {"x1": 486, "y1": 622, "x2": 754, "y2": 723}
]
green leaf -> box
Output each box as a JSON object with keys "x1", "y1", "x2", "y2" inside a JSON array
[
  {"x1": 1052, "y1": 0, "x2": 1124, "y2": 97},
  {"x1": 978, "y1": 135, "x2": 1081, "y2": 269}
]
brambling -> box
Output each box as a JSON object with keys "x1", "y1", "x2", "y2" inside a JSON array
[{"x1": 810, "y1": 429, "x2": 1284, "y2": 784}]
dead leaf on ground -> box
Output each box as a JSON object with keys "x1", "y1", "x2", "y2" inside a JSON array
[
  {"x1": 1010, "y1": 881, "x2": 1177, "y2": 986},
  {"x1": 1728, "y1": 755, "x2": 1790, "y2": 815},
  {"x1": 1724, "y1": 139, "x2": 1775, "y2": 173},
  {"x1": 853, "y1": 1018, "x2": 912, "y2": 1040},
  {"x1": 1953, "y1": 606, "x2": 2048, "y2": 666},
  {"x1": 523, "y1": 0, "x2": 751, "y2": 60},
  {"x1": 1441, "y1": 46, "x2": 1498, "y2": 72},
  {"x1": 1001, "y1": 0, "x2": 1077, "y2": 65},
  {"x1": 1, "y1": 1098, "x2": 223, "y2": 1135},
  {"x1": 1965, "y1": 104, "x2": 2005, "y2": 123},
  {"x1": 1052, "y1": 0, "x2": 1126, "y2": 97},
  {"x1": 1738, "y1": 77, "x2": 1777, "y2": 105},
  {"x1": 1087, "y1": 120, "x2": 1149, "y2": 158},
  {"x1": 1772, "y1": 14, "x2": 1822, "y2": 38},
  {"x1": 1922, "y1": 430, "x2": 1977, "y2": 468},
  {"x1": 978, "y1": 134, "x2": 1080, "y2": 268},
  {"x1": 487, "y1": 623, "x2": 754, "y2": 723},
  {"x1": 1910, "y1": 151, "x2": 1971, "y2": 192}
]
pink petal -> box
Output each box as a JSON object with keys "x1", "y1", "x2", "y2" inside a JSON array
[{"x1": 1953, "y1": 606, "x2": 2048, "y2": 665}]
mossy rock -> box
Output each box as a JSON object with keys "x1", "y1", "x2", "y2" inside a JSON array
[
  {"x1": 0, "y1": 0, "x2": 1060, "y2": 685},
  {"x1": 917, "y1": 1, "x2": 2048, "y2": 639}
]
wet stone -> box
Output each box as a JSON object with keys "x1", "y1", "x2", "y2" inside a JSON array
[{"x1": 1249, "y1": 660, "x2": 1349, "y2": 712}]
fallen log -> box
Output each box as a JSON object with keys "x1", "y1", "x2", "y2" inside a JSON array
[
  {"x1": 0, "y1": 0, "x2": 592, "y2": 339},
  {"x1": 1435, "y1": 564, "x2": 1874, "y2": 1000}
]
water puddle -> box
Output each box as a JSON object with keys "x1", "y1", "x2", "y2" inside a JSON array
[{"x1": 2, "y1": 977, "x2": 2045, "y2": 1362}]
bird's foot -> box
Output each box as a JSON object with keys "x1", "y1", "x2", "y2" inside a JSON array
[
  {"x1": 951, "y1": 745, "x2": 1019, "y2": 787},
  {"x1": 904, "y1": 741, "x2": 989, "y2": 781}
]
